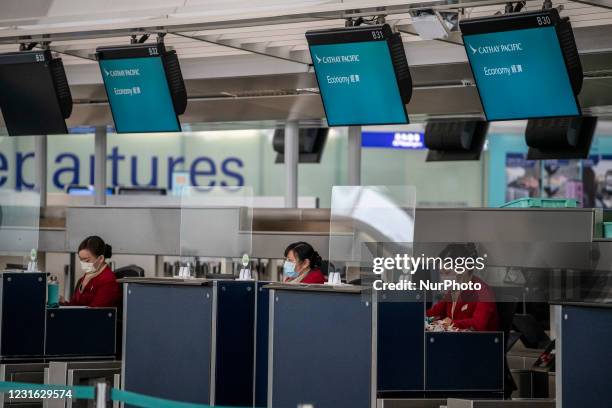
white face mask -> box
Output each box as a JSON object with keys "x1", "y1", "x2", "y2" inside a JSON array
[
  {"x1": 80, "y1": 257, "x2": 101, "y2": 274},
  {"x1": 80, "y1": 261, "x2": 95, "y2": 273}
]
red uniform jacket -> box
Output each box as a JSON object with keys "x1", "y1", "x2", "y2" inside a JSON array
[
  {"x1": 300, "y1": 268, "x2": 326, "y2": 284},
  {"x1": 66, "y1": 265, "x2": 121, "y2": 308},
  {"x1": 426, "y1": 276, "x2": 499, "y2": 331}
]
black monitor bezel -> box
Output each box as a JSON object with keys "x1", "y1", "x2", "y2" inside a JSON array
[
  {"x1": 526, "y1": 116, "x2": 597, "y2": 160},
  {"x1": 305, "y1": 24, "x2": 410, "y2": 127},
  {"x1": 0, "y1": 50, "x2": 69, "y2": 136},
  {"x1": 66, "y1": 185, "x2": 115, "y2": 195},
  {"x1": 425, "y1": 120, "x2": 489, "y2": 161},
  {"x1": 117, "y1": 186, "x2": 167, "y2": 196},
  {"x1": 0, "y1": 50, "x2": 53, "y2": 65},
  {"x1": 96, "y1": 43, "x2": 182, "y2": 133},
  {"x1": 460, "y1": 9, "x2": 581, "y2": 121}
]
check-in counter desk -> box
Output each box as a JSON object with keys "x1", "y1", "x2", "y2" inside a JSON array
[
  {"x1": 425, "y1": 332, "x2": 503, "y2": 394},
  {"x1": 266, "y1": 283, "x2": 375, "y2": 408},
  {"x1": 121, "y1": 277, "x2": 257, "y2": 407},
  {"x1": 0, "y1": 272, "x2": 116, "y2": 360},
  {"x1": 377, "y1": 291, "x2": 504, "y2": 398},
  {"x1": 265, "y1": 285, "x2": 504, "y2": 407},
  {"x1": 254, "y1": 281, "x2": 271, "y2": 407},
  {"x1": 555, "y1": 302, "x2": 612, "y2": 408},
  {"x1": 1, "y1": 272, "x2": 46, "y2": 358},
  {"x1": 45, "y1": 308, "x2": 116, "y2": 357},
  {"x1": 377, "y1": 292, "x2": 425, "y2": 393}
]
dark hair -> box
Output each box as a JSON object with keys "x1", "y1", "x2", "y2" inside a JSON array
[
  {"x1": 284, "y1": 241, "x2": 322, "y2": 269},
  {"x1": 78, "y1": 235, "x2": 112, "y2": 259},
  {"x1": 438, "y1": 242, "x2": 478, "y2": 259},
  {"x1": 438, "y1": 243, "x2": 478, "y2": 273}
]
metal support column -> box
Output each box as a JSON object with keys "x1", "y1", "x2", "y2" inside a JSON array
[
  {"x1": 94, "y1": 126, "x2": 107, "y2": 205},
  {"x1": 554, "y1": 305, "x2": 563, "y2": 408},
  {"x1": 347, "y1": 126, "x2": 362, "y2": 186},
  {"x1": 34, "y1": 135, "x2": 47, "y2": 208},
  {"x1": 284, "y1": 121, "x2": 299, "y2": 208}
]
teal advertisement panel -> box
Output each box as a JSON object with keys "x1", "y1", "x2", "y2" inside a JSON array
[
  {"x1": 310, "y1": 41, "x2": 408, "y2": 126},
  {"x1": 99, "y1": 57, "x2": 180, "y2": 133},
  {"x1": 463, "y1": 26, "x2": 579, "y2": 121}
]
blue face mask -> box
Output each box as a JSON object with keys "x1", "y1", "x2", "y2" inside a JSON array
[{"x1": 283, "y1": 260, "x2": 298, "y2": 278}]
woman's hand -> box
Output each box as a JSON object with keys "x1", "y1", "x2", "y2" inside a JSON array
[{"x1": 439, "y1": 317, "x2": 453, "y2": 326}]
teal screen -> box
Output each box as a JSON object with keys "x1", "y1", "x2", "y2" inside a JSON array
[
  {"x1": 310, "y1": 41, "x2": 408, "y2": 126},
  {"x1": 99, "y1": 57, "x2": 180, "y2": 132},
  {"x1": 463, "y1": 26, "x2": 579, "y2": 121}
]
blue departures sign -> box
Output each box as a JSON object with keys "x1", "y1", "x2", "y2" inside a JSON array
[
  {"x1": 463, "y1": 26, "x2": 579, "y2": 121},
  {"x1": 99, "y1": 57, "x2": 180, "y2": 133},
  {"x1": 310, "y1": 41, "x2": 408, "y2": 126}
]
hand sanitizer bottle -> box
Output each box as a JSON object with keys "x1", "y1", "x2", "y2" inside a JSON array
[
  {"x1": 239, "y1": 254, "x2": 252, "y2": 280},
  {"x1": 27, "y1": 249, "x2": 38, "y2": 272}
]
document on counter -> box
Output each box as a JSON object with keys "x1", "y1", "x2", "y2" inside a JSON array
[{"x1": 425, "y1": 322, "x2": 471, "y2": 332}]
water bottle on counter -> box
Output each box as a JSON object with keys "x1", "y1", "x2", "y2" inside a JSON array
[
  {"x1": 238, "y1": 254, "x2": 252, "y2": 280},
  {"x1": 47, "y1": 275, "x2": 59, "y2": 308},
  {"x1": 27, "y1": 248, "x2": 38, "y2": 272}
]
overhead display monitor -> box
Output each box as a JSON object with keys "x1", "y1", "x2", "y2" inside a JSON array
[
  {"x1": 273, "y1": 127, "x2": 329, "y2": 163},
  {"x1": 425, "y1": 120, "x2": 489, "y2": 161},
  {"x1": 526, "y1": 116, "x2": 597, "y2": 160},
  {"x1": 306, "y1": 24, "x2": 413, "y2": 126},
  {"x1": 0, "y1": 50, "x2": 72, "y2": 136},
  {"x1": 96, "y1": 43, "x2": 187, "y2": 133},
  {"x1": 460, "y1": 9, "x2": 582, "y2": 121}
]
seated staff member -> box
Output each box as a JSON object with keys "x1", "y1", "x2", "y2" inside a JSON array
[
  {"x1": 63, "y1": 236, "x2": 121, "y2": 308},
  {"x1": 427, "y1": 243, "x2": 499, "y2": 331},
  {"x1": 282, "y1": 242, "x2": 326, "y2": 284}
]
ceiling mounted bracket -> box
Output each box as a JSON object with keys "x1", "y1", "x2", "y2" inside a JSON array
[
  {"x1": 19, "y1": 42, "x2": 38, "y2": 51},
  {"x1": 130, "y1": 34, "x2": 150, "y2": 44},
  {"x1": 345, "y1": 15, "x2": 386, "y2": 27}
]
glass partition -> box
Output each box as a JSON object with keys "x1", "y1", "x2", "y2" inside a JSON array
[
  {"x1": 178, "y1": 186, "x2": 253, "y2": 279},
  {"x1": 0, "y1": 189, "x2": 40, "y2": 269},
  {"x1": 328, "y1": 186, "x2": 612, "y2": 309},
  {"x1": 328, "y1": 185, "x2": 416, "y2": 291}
]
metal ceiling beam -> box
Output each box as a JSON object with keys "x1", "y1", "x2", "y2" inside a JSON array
[
  {"x1": 0, "y1": 41, "x2": 97, "y2": 61},
  {"x1": 42, "y1": 44, "x2": 96, "y2": 60},
  {"x1": 174, "y1": 32, "x2": 310, "y2": 65},
  {"x1": 571, "y1": 0, "x2": 612, "y2": 10},
  {"x1": 0, "y1": 0, "x2": 535, "y2": 45},
  {"x1": 396, "y1": 23, "x2": 464, "y2": 46}
]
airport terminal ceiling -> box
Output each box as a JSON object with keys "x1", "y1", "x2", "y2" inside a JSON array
[{"x1": 1, "y1": 0, "x2": 612, "y2": 127}]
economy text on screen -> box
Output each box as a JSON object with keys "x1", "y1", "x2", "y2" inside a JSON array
[
  {"x1": 310, "y1": 41, "x2": 408, "y2": 126},
  {"x1": 463, "y1": 26, "x2": 578, "y2": 121},
  {"x1": 99, "y1": 57, "x2": 180, "y2": 133}
]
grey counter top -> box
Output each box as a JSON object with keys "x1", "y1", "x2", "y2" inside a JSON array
[
  {"x1": 551, "y1": 301, "x2": 612, "y2": 309},
  {"x1": 264, "y1": 282, "x2": 364, "y2": 294},
  {"x1": 117, "y1": 277, "x2": 211, "y2": 286}
]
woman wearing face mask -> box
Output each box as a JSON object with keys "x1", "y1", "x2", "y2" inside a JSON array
[
  {"x1": 282, "y1": 242, "x2": 326, "y2": 284},
  {"x1": 426, "y1": 243, "x2": 498, "y2": 331},
  {"x1": 62, "y1": 236, "x2": 121, "y2": 308}
]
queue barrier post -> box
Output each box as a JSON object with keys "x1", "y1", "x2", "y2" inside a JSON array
[{"x1": 96, "y1": 382, "x2": 108, "y2": 408}]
